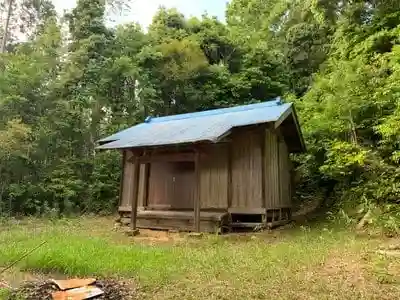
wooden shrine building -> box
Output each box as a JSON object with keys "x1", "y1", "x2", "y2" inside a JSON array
[{"x1": 97, "y1": 98, "x2": 305, "y2": 232}]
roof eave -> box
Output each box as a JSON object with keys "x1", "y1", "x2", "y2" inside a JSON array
[{"x1": 290, "y1": 105, "x2": 306, "y2": 152}]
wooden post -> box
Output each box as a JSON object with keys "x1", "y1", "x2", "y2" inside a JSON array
[
  {"x1": 194, "y1": 151, "x2": 201, "y2": 232},
  {"x1": 130, "y1": 152, "x2": 140, "y2": 235}
]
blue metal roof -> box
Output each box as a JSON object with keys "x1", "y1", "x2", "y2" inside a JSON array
[{"x1": 97, "y1": 98, "x2": 303, "y2": 151}]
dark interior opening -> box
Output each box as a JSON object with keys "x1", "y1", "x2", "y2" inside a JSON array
[
  {"x1": 169, "y1": 160, "x2": 195, "y2": 209},
  {"x1": 231, "y1": 213, "x2": 263, "y2": 224},
  {"x1": 146, "y1": 160, "x2": 195, "y2": 210}
]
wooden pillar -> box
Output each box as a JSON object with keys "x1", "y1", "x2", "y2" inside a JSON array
[
  {"x1": 130, "y1": 153, "x2": 140, "y2": 233},
  {"x1": 194, "y1": 151, "x2": 201, "y2": 232}
]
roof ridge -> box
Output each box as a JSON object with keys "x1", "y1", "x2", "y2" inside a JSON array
[
  {"x1": 149, "y1": 98, "x2": 281, "y2": 124},
  {"x1": 96, "y1": 98, "x2": 295, "y2": 146}
]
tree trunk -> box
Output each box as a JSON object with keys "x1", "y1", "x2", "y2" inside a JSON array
[
  {"x1": 90, "y1": 100, "x2": 102, "y2": 156},
  {"x1": 348, "y1": 109, "x2": 358, "y2": 145},
  {"x1": 1, "y1": 0, "x2": 14, "y2": 53}
]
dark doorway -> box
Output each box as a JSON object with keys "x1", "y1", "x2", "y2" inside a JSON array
[
  {"x1": 170, "y1": 161, "x2": 195, "y2": 209},
  {"x1": 147, "y1": 160, "x2": 195, "y2": 210}
]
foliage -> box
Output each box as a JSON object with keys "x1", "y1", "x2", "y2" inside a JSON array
[
  {"x1": 0, "y1": 0, "x2": 286, "y2": 216},
  {"x1": 1, "y1": 0, "x2": 400, "y2": 232},
  {"x1": 290, "y1": 1, "x2": 400, "y2": 233},
  {"x1": 0, "y1": 288, "x2": 12, "y2": 300}
]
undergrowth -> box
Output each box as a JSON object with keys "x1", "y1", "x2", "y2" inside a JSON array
[{"x1": 0, "y1": 217, "x2": 399, "y2": 299}]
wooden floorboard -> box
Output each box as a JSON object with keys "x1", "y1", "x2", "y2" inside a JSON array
[{"x1": 118, "y1": 208, "x2": 292, "y2": 232}]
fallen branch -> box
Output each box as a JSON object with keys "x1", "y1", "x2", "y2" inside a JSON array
[{"x1": 0, "y1": 241, "x2": 47, "y2": 275}]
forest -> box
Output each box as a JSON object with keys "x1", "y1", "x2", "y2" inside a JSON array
[{"x1": 1, "y1": 0, "x2": 400, "y2": 233}]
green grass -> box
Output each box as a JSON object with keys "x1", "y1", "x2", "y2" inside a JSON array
[
  {"x1": 0, "y1": 217, "x2": 399, "y2": 299},
  {"x1": 0, "y1": 289, "x2": 11, "y2": 299}
]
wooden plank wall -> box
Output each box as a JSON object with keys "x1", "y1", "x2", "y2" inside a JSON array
[
  {"x1": 170, "y1": 162, "x2": 195, "y2": 210},
  {"x1": 117, "y1": 134, "x2": 292, "y2": 213},
  {"x1": 264, "y1": 129, "x2": 292, "y2": 209},
  {"x1": 264, "y1": 129, "x2": 281, "y2": 209},
  {"x1": 199, "y1": 145, "x2": 228, "y2": 209},
  {"x1": 119, "y1": 150, "x2": 146, "y2": 209},
  {"x1": 147, "y1": 162, "x2": 173, "y2": 209},
  {"x1": 138, "y1": 164, "x2": 146, "y2": 207},
  {"x1": 120, "y1": 151, "x2": 134, "y2": 207},
  {"x1": 231, "y1": 130, "x2": 263, "y2": 209}
]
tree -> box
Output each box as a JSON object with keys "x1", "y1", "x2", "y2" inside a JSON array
[
  {"x1": 291, "y1": 0, "x2": 400, "y2": 231},
  {"x1": 0, "y1": 0, "x2": 56, "y2": 53},
  {"x1": 2, "y1": 0, "x2": 400, "y2": 233}
]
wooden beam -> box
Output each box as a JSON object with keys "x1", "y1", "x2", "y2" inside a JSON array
[
  {"x1": 194, "y1": 151, "x2": 201, "y2": 232},
  {"x1": 130, "y1": 154, "x2": 140, "y2": 233},
  {"x1": 137, "y1": 152, "x2": 195, "y2": 163},
  {"x1": 146, "y1": 204, "x2": 172, "y2": 210}
]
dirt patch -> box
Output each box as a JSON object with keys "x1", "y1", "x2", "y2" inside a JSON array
[
  {"x1": 7, "y1": 280, "x2": 57, "y2": 300},
  {"x1": 318, "y1": 251, "x2": 367, "y2": 288},
  {"x1": 5, "y1": 278, "x2": 135, "y2": 300},
  {"x1": 130, "y1": 229, "x2": 184, "y2": 244},
  {"x1": 0, "y1": 269, "x2": 53, "y2": 288},
  {"x1": 311, "y1": 248, "x2": 400, "y2": 299}
]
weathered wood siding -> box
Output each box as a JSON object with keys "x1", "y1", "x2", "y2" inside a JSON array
[
  {"x1": 146, "y1": 161, "x2": 195, "y2": 210},
  {"x1": 137, "y1": 163, "x2": 148, "y2": 208},
  {"x1": 264, "y1": 129, "x2": 292, "y2": 209},
  {"x1": 264, "y1": 129, "x2": 280, "y2": 209},
  {"x1": 199, "y1": 144, "x2": 228, "y2": 209},
  {"x1": 231, "y1": 130, "x2": 263, "y2": 209},
  {"x1": 170, "y1": 162, "x2": 195, "y2": 209},
  {"x1": 278, "y1": 139, "x2": 292, "y2": 207},
  {"x1": 120, "y1": 151, "x2": 134, "y2": 207},
  {"x1": 120, "y1": 150, "x2": 146, "y2": 209},
  {"x1": 147, "y1": 162, "x2": 174, "y2": 209},
  {"x1": 118, "y1": 129, "x2": 292, "y2": 214}
]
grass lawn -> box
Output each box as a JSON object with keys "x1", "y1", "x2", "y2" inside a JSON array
[{"x1": 0, "y1": 217, "x2": 399, "y2": 299}]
